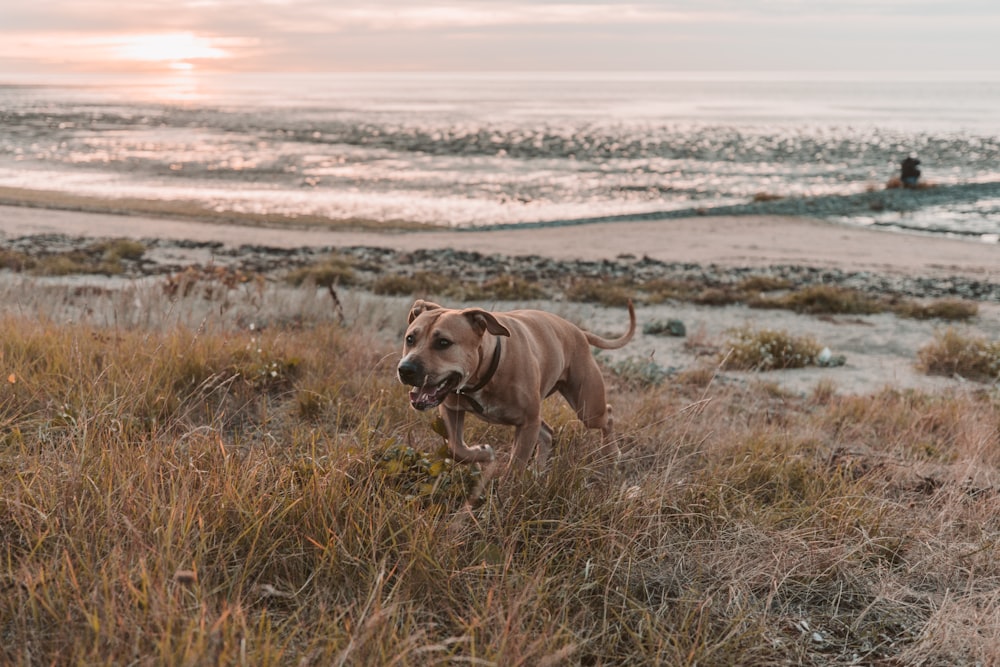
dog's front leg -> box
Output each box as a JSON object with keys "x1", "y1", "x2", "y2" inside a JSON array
[{"x1": 440, "y1": 406, "x2": 495, "y2": 463}]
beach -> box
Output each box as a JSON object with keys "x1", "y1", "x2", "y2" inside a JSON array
[
  {"x1": 3, "y1": 204, "x2": 997, "y2": 279},
  {"x1": 1, "y1": 203, "x2": 997, "y2": 396}
]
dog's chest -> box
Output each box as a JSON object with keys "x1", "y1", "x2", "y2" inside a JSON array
[{"x1": 450, "y1": 391, "x2": 519, "y2": 425}]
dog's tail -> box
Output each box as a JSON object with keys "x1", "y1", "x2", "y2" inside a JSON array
[{"x1": 585, "y1": 299, "x2": 636, "y2": 350}]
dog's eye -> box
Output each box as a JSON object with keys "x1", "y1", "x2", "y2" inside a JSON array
[
  {"x1": 405, "y1": 334, "x2": 415, "y2": 346},
  {"x1": 435, "y1": 338, "x2": 452, "y2": 350}
]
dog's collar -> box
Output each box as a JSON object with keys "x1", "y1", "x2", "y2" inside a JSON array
[{"x1": 454, "y1": 336, "x2": 502, "y2": 414}]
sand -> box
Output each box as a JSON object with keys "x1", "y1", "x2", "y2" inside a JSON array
[
  {"x1": 1, "y1": 204, "x2": 998, "y2": 396},
  {"x1": 1, "y1": 205, "x2": 997, "y2": 281}
]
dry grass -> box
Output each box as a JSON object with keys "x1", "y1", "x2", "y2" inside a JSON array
[
  {"x1": 894, "y1": 298, "x2": 979, "y2": 321},
  {"x1": 564, "y1": 277, "x2": 635, "y2": 307},
  {"x1": 643, "y1": 279, "x2": 975, "y2": 325},
  {"x1": 285, "y1": 253, "x2": 359, "y2": 288},
  {"x1": 1, "y1": 276, "x2": 999, "y2": 665},
  {"x1": 749, "y1": 287, "x2": 979, "y2": 322},
  {"x1": 721, "y1": 326, "x2": 824, "y2": 371},
  {"x1": 917, "y1": 328, "x2": 1000, "y2": 382},
  {"x1": 749, "y1": 285, "x2": 886, "y2": 316},
  {"x1": 372, "y1": 272, "x2": 547, "y2": 302},
  {"x1": 0, "y1": 239, "x2": 148, "y2": 276}
]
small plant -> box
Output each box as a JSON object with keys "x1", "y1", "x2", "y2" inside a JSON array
[
  {"x1": 894, "y1": 298, "x2": 978, "y2": 321},
  {"x1": 642, "y1": 276, "x2": 791, "y2": 307},
  {"x1": 917, "y1": 328, "x2": 1000, "y2": 382},
  {"x1": 749, "y1": 284, "x2": 886, "y2": 315},
  {"x1": 0, "y1": 248, "x2": 35, "y2": 271},
  {"x1": 285, "y1": 253, "x2": 357, "y2": 287},
  {"x1": 564, "y1": 277, "x2": 634, "y2": 307},
  {"x1": 721, "y1": 326, "x2": 823, "y2": 371},
  {"x1": 8, "y1": 239, "x2": 149, "y2": 277},
  {"x1": 641, "y1": 278, "x2": 703, "y2": 304},
  {"x1": 692, "y1": 287, "x2": 741, "y2": 306},
  {"x1": 375, "y1": 440, "x2": 482, "y2": 503},
  {"x1": 609, "y1": 356, "x2": 671, "y2": 387},
  {"x1": 233, "y1": 334, "x2": 302, "y2": 392},
  {"x1": 643, "y1": 318, "x2": 686, "y2": 337},
  {"x1": 163, "y1": 265, "x2": 261, "y2": 299},
  {"x1": 372, "y1": 271, "x2": 451, "y2": 296},
  {"x1": 467, "y1": 275, "x2": 547, "y2": 301},
  {"x1": 737, "y1": 275, "x2": 792, "y2": 293},
  {"x1": 675, "y1": 364, "x2": 718, "y2": 388},
  {"x1": 97, "y1": 239, "x2": 146, "y2": 262}
]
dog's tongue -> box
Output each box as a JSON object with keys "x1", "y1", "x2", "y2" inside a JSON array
[
  {"x1": 409, "y1": 384, "x2": 446, "y2": 411},
  {"x1": 410, "y1": 387, "x2": 434, "y2": 410}
]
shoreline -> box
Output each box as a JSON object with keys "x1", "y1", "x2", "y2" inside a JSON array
[{"x1": 1, "y1": 204, "x2": 997, "y2": 283}]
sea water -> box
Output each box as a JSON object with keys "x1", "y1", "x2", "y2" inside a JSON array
[{"x1": 1, "y1": 71, "x2": 998, "y2": 237}]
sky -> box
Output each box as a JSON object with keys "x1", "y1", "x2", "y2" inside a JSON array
[{"x1": 1, "y1": 0, "x2": 999, "y2": 76}]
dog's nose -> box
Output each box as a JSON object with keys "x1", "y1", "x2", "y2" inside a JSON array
[{"x1": 397, "y1": 359, "x2": 423, "y2": 385}]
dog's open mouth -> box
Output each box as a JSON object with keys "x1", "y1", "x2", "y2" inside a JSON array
[{"x1": 408, "y1": 373, "x2": 461, "y2": 411}]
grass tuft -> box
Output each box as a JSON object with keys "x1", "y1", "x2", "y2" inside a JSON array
[
  {"x1": 917, "y1": 328, "x2": 1000, "y2": 382},
  {"x1": 721, "y1": 326, "x2": 823, "y2": 370},
  {"x1": 0, "y1": 239, "x2": 148, "y2": 276},
  {"x1": 372, "y1": 271, "x2": 451, "y2": 297},
  {"x1": 285, "y1": 253, "x2": 358, "y2": 287},
  {"x1": 749, "y1": 284, "x2": 886, "y2": 315},
  {"x1": 564, "y1": 277, "x2": 635, "y2": 307},
  {"x1": 894, "y1": 298, "x2": 979, "y2": 321}
]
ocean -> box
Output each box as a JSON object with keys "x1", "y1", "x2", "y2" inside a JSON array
[{"x1": 1, "y1": 71, "x2": 999, "y2": 240}]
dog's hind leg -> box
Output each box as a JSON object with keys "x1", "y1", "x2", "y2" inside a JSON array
[
  {"x1": 593, "y1": 404, "x2": 621, "y2": 463},
  {"x1": 559, "y1": 364, "x2": 621, "y2": 464},
  {"x1": 509, "y1": 413, "x2": 543, "y2": 470},
  {"x1": 535, "y1": 421, "x2": 554, "y2": 470}
]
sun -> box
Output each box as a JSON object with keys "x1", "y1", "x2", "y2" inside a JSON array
[{"x1": 109, "y1": 32, "x2": 230, "y2": 70}]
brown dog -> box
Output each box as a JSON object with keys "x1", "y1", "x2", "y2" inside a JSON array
[{"x1": 397, "y1": 300, "x2": 636, "y2": 471}]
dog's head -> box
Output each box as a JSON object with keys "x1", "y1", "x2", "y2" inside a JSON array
[{"x1": 397, "y1": 300, "x2": 510, "y2": 410}]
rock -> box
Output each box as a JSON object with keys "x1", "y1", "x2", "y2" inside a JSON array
[
  {"x1": 643, "y1": 318, "x2": 687, "y2": 337},
  {"x1": 815, "y1": 347, "x2": 847, "y2": 367}
]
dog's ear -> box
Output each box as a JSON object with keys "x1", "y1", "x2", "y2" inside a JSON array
[
  {"x1": 408, "y1": 299, "x2": 442, "y2": 324},
  {"x1": 462, "y1": 309, "x2": 511, "y2": 338}
]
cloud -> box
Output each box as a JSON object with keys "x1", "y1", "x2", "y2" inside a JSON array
[
  {"x1": 322, "y1": 4, "x2": 714, "y2": 30},
  {"x1": 0, "y1": 0, "x2": 998, "y2": 73}
]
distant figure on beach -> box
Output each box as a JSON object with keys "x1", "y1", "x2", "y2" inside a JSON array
[{"x1": 900, "y1": 156, "x2": 921, "y2": 188}]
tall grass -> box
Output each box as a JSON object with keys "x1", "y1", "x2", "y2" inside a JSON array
[{"x1": 1, "y1": 276, "x2": 999, "y2": 665}]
